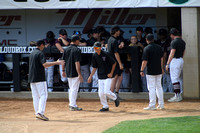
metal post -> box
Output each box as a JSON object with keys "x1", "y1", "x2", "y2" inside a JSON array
[
  {"x1": 12, "y1": 53, "x2": 21, "y2": 92},
  {"x1": 119, "y1": 46, "x2": 141, "y2": 92},
  {"x1": 130, "y1": 46, "x2": 142, "y2": 92}
]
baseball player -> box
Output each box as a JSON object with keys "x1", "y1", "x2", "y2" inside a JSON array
[
  {"x1": 62, "y1": 35, "x2": 83, "y2": 111},
  {"x1": 140, "y1": 34, "x2": 164, "y2": 110},
  {"x1": 166, "y1": 28, "x2": 186, "y2": 102},
  {"x1": 88, "y1": 42, "x2": 120, "y2": 112},
  {"x1": 55, "y1": 29, "x2": 69, "y2": 85},
  {"x1": 74, "y1": 31, "x2": 90, "y2": 92},
  {"x1": 43, "y1": 31, "x2": 57, "y2": 92},
  {"x1": 157, "y1": 29, "x2": 173, "y2": 92},
  {"x1": 28, "y1": 40, "x2": 64, "y2": 121},
  {"x1": 107, "y1": 25, "x2": 123, "y2": 96}
]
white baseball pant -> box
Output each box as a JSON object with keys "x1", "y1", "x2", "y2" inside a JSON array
[
  {"x1": 146, "y1": 74, "x2": 164, "y2": 107},
  {"x1": 98, "y1": 78, "x2": 117, "y2": 108},
  {"x1": 68, "y1": 77, "x2": 80, "y2": 107},
  {"x1": 170, "y1": 58, "x2": 184, "y2": 84},
  {"x1": 30, "y1": 81, "x2": 48, "y2": 115}
]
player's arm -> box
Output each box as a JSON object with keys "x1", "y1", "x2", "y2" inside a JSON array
[
  {"x1": 75, "y1": 61, "x2": 81, "y2": 76},
  {"x1": 88, "y1": 54, "x2": 98, "y2": 83},
  {"x1": 78, "y1": 42, "x2": 87, "y2": 46},
  {"x1": 114, "y1": 52, "x2": 123, "y2": 70},
  {"x1": 61, "y1": 39, "x2": 69, "y2": 46},
  {"x1": 62, "y1": 63, "x2": 66, "y2": 77},
  {"x1": 166, "y1": 49, "x2": 176, "y2": 71},
  {"x1": 140, "y1": 60, "x2": 147, "y2": 77},
  {"x1": 40, "y1": 52, "x2": 64, "y2": 68},
  {"x1": 55, "y1": 42, "x2": 64, "y2": 53},
  {"x1": 183, "y1": 50, "x2": 185, "y2": 57},
  {"x1": 75, "y1": 61, "x2": 83, "y2": 82},
  {"x1": 118, "y1": 42, "x2": 124, "y2": 49},
  {"x1": 108, "y1": 62, "x2": 116, "y2": 78},
  {"x1": 88, "y1": 68, "x2": 97, "y2": 83},
  {"x1": 62, "y1": 62, "x2": 65, "y2": 73},
  {"x1": 61, "y1": 52, "x2": 66, "y2": 77},
  {"x1": 43, "y1": 60, "x2": 64, "y2": 68},
  {"x1": 58, "y1": 37, "x2": 69, "y2": 46},
  {"x1": 161, "y1": 57, "x2": 164, "y2": 74},
  {"x1": 74, "y1": 49, "x2": 83, "y2": 82}
]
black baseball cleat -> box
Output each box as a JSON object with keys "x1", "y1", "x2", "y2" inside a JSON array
[
  {"x1": 115, "y1": 96, "x2": 120, "y2": 107},
  {"x1": 99, "y1": 108, "x2": 109, "y2": 112},
  {"x1": 36, "y1": 113, "x2": 49, "y2": 121},
  {"x1": 69, "y1": 106, "x2": 83, "y2": 111}
]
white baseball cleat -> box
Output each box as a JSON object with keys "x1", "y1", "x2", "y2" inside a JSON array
[
  {"x1": 168, "y1": 96, "x2": 176, "y2": 102},
  {"x1": 168, "y1": 95, "x2": 182, "y2": 102},
  {"x1": 157, "y1": 105, "x2": 165, "y2": 110},
  {"x1": 179, "y1": 95, "x2": 183, "y2": 101},
  {"x1": 144, "y1": 106, "x2": 157, "y2": 110}
]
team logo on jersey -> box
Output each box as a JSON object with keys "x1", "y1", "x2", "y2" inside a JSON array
[{"x1": 169, "y1": 0, "x2": 189, "y2": 4}]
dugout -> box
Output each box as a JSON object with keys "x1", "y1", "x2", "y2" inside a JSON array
[{"x1": 0, "y1": 0, "x2": 200, "y2": 99}]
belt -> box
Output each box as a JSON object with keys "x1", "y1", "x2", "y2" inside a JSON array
[
  {"x1": 174, "y1": 57, "x2": 182, "y2": 59},
  {"x1": 46, "y1": 57, "x2": 54, "y2": 60}
]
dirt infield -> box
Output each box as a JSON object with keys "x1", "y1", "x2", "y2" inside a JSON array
[{"x1": 0, "y1": 99, "x2": 200, "y2": 133}]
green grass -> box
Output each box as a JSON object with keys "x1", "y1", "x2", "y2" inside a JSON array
[{"x1": 103, "y1": 116, "x2": 200, "y2": 133}]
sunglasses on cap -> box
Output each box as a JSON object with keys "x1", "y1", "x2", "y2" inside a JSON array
[
  {"x1": 75, "y1": 31, "x2": 80, "y2": 35},
  {"x1": 94, "y1": 47, "x2": 101, "y2": 50}
]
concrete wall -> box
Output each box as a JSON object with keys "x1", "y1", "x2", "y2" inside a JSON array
[{"x1": 181, "y1": 7, "x2": 200, "y2": 99}]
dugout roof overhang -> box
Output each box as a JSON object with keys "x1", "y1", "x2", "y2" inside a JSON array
[{"x1": 0, "y1": 0, "x2": 200, "y2": 10}]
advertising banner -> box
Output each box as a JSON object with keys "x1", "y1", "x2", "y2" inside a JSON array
[
  {"x1": 0, "y1": 0, "x2": 157, "y2": 9},
  {"x1": 159, "y1": 0, "x2": 200, "y2": 7},
  {"x1": 0, "y1": 9, "x2": 156, "y2": 46},
  {"x1": 0, "y1": 0, "x2": 200, "y2": 9},
  {"x1": 0, "y1": 0, "x2": 88, "y2": 9}
]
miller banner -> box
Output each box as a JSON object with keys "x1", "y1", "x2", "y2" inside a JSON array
[
  {"x1": 0, "y1": 8, "x2": 156, "y2": 46},
  {"x1": 0, "y1": 0, "x2": 156, "y2": 9},
  {"x1": 0, "y1": 0, "x2": 200, "y2": 9}
]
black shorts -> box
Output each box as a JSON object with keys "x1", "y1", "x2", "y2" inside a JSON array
[
  {"x1": 114, "y1": 63, "x2": 123, "y2": 76},
  {"x1": 118, "y1": 69, "x2": 123, "y2": 76}
]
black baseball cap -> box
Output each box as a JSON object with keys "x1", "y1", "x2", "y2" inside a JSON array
[
  {"x1": 59, "y1": 29, "x2": 67, "y2": 35},
  {"x1": 93, "y1": 42, "x2": 101, "y2": 48},
  {"x1": 92, "y1": 29, "x2": 100, "y2": 34},
  {"x1": 87, "y1": 29, "x2": 93, "y2": 38},
  {"x1": 36, "y1": 39, "x2": 45, "y2": 46},
  {"x1": 136, "y1": 26, "x2": 143, "y2": 32},
  {"x1": 146, "y1": 33, "x2": 154, "y2": 41},
  {"x1": 71, "y1": 35, "x2": 80, "y2": 42},
  {"x1": 170, "y1": 28, "x2": 180, "y2": 36},
  {"x1": 144, "y1": 27, "x2": 153, "y2": 34},
  {"x1": 158, "y1": 29, "x2": 167, "y2": 36},
  {"x1": 46, "y1": 31, "x2": 55, "y2": 42},
  {"x1": 111, "y1": 25, "x2": 120, "y2": 32}
]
